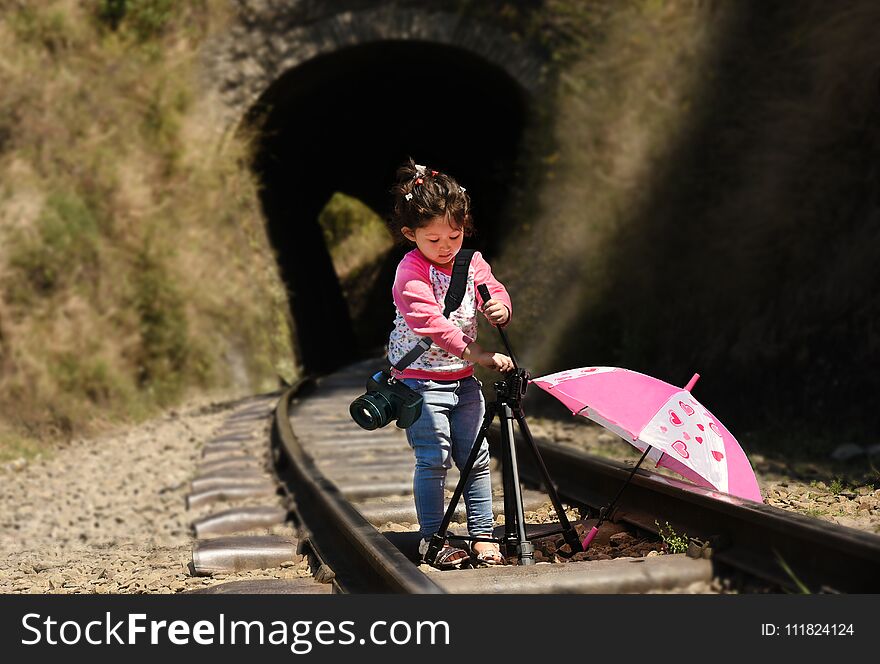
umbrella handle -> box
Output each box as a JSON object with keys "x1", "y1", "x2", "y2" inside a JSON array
[
  {"x1": 582, "y1": 446, "x2": 653, "y2": 550},
  {"x1": 582, "y1": 526, "x2": 599, "y2": 549}
]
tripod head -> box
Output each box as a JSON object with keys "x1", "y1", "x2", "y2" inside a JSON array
[
  {"x1": 477, "y1": 283, "x2": 531, "y2": 407},
  {"x1": 494, "y1": 367, "x2": 530, "y2": 408}
]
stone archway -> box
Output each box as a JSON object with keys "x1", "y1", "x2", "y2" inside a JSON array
[{"x1": 206, "y1": 5, "x2": 547, "y2": 373}]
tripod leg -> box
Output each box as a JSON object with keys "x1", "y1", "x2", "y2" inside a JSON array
[
  {"x1": 501, "y1": 406, "x2": 515, "y2": 543},
  {"x1": 501, "y1": 404, "x2": 534, "y2": 565},
  {"x1": 500, "y1": 411, "x2": 517, "y2": 543},
  {"x1": 513, "y1": 409, "x2": 583, "y2": 554},
  {"x1": 425, "y1": 402, "x2": 498, "y2": 566}
]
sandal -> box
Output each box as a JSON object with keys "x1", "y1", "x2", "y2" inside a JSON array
[
  {"x1": 471, "y1": 536, "x2": 505, "y2": 566},
  {"x1": 418, "y1": 538, "x2": 469, "y2": 570}
]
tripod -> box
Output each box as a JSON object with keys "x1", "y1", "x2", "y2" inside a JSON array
[{"x1": 424, "y1": 286, "x2": 583, "y2": 566}]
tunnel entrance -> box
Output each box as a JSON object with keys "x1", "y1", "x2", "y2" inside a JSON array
[{"x1": 246, "y1": 39, "x2": 529, "y2": 375}]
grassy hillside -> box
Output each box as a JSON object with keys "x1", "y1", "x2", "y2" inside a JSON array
[{"x1": 0, "y1": 1, "x2": 294, "y2": 459}]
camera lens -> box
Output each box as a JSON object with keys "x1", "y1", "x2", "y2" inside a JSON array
[{"x1": 349, "y1": 391, "x2": 395, "y2": 430}]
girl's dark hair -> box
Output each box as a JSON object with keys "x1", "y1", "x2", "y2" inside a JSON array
[{"x1": 388, "y1": 157, "x2": 473, "y2": 244}]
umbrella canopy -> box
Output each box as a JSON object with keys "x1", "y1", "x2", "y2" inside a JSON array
[{"x1": 531, "y1": 367, "x2": 762, "y2": 503}]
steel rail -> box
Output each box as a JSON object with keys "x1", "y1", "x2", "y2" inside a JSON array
[
  {"x1": 492, "y1": 429, "x2": 880, "y2": 593},
  {"x1": 272, "y1": 380, "x2": 443, "y2": 594}
]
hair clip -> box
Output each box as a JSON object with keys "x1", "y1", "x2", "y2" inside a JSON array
[
  {"x1": 414, "y1": 164, "x2": 427, "y2": 175},
  {"x1": 415, "y1": 177, "x2": 423, "y2": 185},
  {"x1": 431, "y1": 170, "x2": 438, "y2": 176},
  {"x1": 405, "y1": 193, "x2": 413, "y2": 201},
  {"x1": 461, "y1": 186, "x2": 466, "y2": 192}
]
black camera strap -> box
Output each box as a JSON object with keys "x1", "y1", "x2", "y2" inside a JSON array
[{"x1": 392, "y1": 249, "x2": 476, "y2": 372}]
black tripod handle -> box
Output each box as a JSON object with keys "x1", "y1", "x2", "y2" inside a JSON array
[
  {"x1": 476, "y1": 283, "x2": 495, "y2": 318},
  {"x1": 477, "y1": 283, "x2": 518, "y2": 368}
]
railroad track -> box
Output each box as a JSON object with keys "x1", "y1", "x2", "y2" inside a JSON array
[
  {"x1": 184, "y1": 394, "x2": 333, "y2": 594},
  {"x1": 187, "y1": 360, "x2": 880, "y2": 594}
]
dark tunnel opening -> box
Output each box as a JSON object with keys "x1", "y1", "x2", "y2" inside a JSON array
[{"x1": 247, "y1": 40, "x2": 529, "y2": 375}]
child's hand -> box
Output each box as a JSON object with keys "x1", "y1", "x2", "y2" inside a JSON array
[
  {"x1": 463, "y1": 343, "x2": 513, "y2": 372},
  {"x1": 477, "y1": 352, "x2": 514, "y2": 373},
  {"x1": 481, "y1": 299, "x2": 509, "y2": 326}
]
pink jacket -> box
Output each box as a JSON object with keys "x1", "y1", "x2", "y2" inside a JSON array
[{"x1": 388, "y1": 249, "x2": 512, "y2": 380}]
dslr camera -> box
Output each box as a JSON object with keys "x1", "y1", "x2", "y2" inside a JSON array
[{"x1": 349, "y1": 370, "x2": 423, "y2": 430}]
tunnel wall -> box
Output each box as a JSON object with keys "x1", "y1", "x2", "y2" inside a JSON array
[{"x1": 204, "y1": 1, "x2": 547, "y2": 129}]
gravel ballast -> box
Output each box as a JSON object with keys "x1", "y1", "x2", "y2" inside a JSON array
[{"x1": 0, "y1": 393, "x2": 311, "y2": 594}]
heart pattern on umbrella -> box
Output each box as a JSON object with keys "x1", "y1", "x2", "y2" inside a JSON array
[{"x1": 642, "y1": 392, "x2": 729, "y2": 492}]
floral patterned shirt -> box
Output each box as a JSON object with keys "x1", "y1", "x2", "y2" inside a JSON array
[{"x1": 388, "y1": 249, "x2": 512, "y2": 380}]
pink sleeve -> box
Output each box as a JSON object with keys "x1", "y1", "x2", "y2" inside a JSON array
[
  {"x1": 392, "y1": 255, "x2": 475, "y2": 357},
  {"x1": 472, "y1": 252, "x2": 512, "y2": 326}
]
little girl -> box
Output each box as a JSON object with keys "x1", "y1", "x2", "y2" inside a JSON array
[{"x1": 386, "y1": 158, "x2": 514, "y2": 569}]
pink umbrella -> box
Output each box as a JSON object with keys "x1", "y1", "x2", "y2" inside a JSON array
[{"x1": 531, "y1": 366, "x2": 762, "y2": 547}]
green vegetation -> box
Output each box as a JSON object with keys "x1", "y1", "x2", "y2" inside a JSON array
[
  {"x1": 774, "y1": 549, "x2": 811, "y2": 594},
  {"x1": 318, "y1": 193, "x2": 393, "y2": 281},
  {"x1": 130, "y1": 245, "x2": 191, "y2": 400},
  {"x1": 6, "y1": 191, "x2": 102, "y2": 300},
  {"x1": 655, "y1": 520, "x2": 689, "y2": 554},
  {"x1": 0, "y1": 1, "x2": 294, "y2": 455},
  {"x1": 95, "y1": 0, "x2": 178, "y2": 41},
  {"x1": 317, "y1": 192, "x2": 394, "y2": 350}
]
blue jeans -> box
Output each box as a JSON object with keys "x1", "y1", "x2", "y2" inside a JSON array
[{"x1": 401, "y1": 376, "x2": 493, "y2": 540}]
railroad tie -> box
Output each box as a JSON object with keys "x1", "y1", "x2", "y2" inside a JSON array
[
  {"x1": 192, "y1": 505, "x2": 289, "y2": 538},
  {"x1": 207, "y1": 432, "x2": 258, "y2": 443},
  {"x1": 190, "y1": 470, "x2": 273, "y2": 493},
  {"x1": 198, "y1": 455, "x2": 265, "y2": 473},
  {"x1": 190, "y1": 535, "x2": 302, "y2": 576},
  {"x1": 184, "y1": 396, "x2": 335, "y2": 593},
  {"x1": 354, "y1": 488, "x2": 548, "y2": 526},
  {"x1": 201, "y1": 445, "x2": 254, "y2": 459},
  {"x1": 337, "y1": 480, "x2": 413, "y2": 500},
  {"x1": 434, "y1": 554, "x2": 714, "y2": 594},
  {"x1": 186, "y1": 579, "x2": 332, "y2": 594},
  {"x1": 185, "y1": 480, "x2": 279, "y2": 510}
]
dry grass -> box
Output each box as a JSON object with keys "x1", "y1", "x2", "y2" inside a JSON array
[{"x1": 0, "y1": 1, "x2": 294, "y2": 453}]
